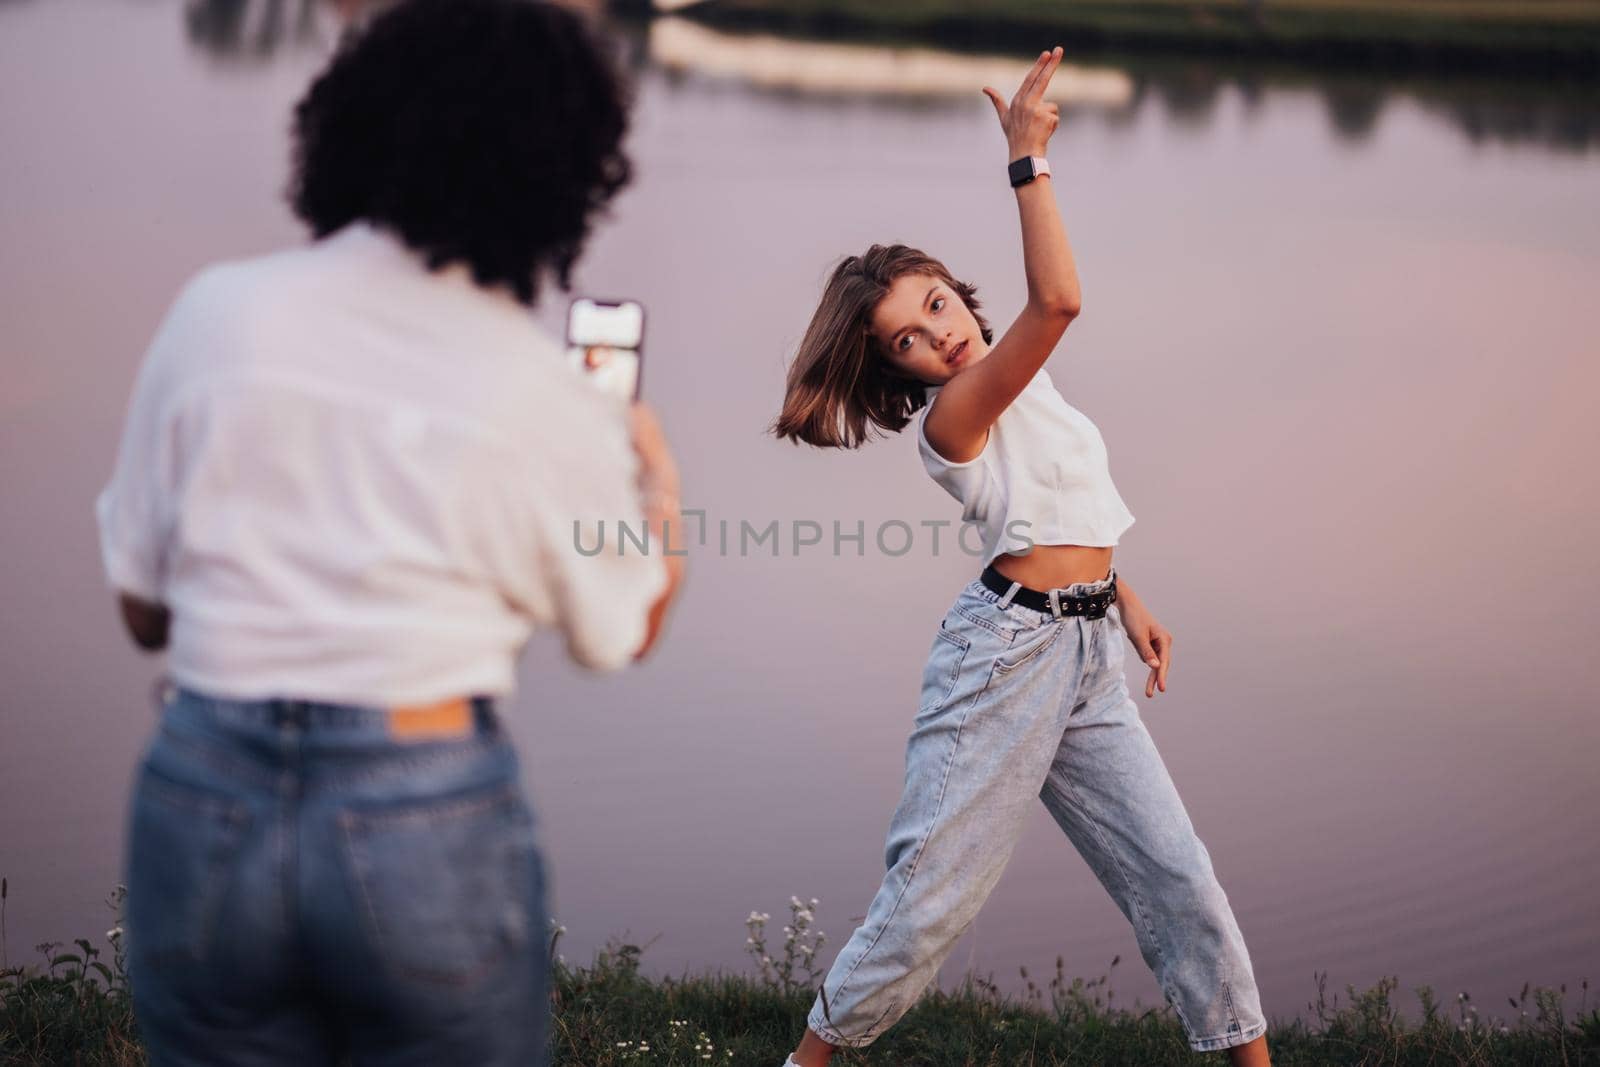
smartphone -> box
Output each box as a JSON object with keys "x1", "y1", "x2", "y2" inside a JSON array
[{"x1": 565, "y1": 297, "x2": 645, "y2": 402}]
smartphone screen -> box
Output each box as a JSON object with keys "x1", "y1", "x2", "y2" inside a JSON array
[{"x1": 566, "y1": 298, "x2": 644, "y2": 402}]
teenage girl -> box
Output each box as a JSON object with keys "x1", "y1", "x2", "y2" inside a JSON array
[{"x1": 769, "y1": 48, "x2": 1272, "y2": 1066}]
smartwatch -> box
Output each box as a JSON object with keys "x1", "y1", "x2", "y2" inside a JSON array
[{"x1": 1008, "y1": 156, "x2": 1052, "y2": 188}]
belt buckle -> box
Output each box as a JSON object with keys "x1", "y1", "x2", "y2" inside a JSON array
[{"x1": 387, "y1": 697, "x2": 474, "y2": 742}]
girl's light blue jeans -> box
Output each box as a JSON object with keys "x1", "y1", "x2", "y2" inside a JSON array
[
  {"x1": 122, "y1": 685, "x2": 549, "y2": 1066},
  {"x1": 807, "y1": 569, "x2": 1268, "y2": 1053}
]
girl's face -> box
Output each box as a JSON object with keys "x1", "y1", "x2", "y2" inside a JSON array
[{"x1": 869, "y1": 272, "x2": 989, "y2": 386}]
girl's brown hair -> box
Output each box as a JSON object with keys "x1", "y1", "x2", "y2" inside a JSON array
[{"x1": 769, "y1": 244, "x2": 993, "y2": 449}]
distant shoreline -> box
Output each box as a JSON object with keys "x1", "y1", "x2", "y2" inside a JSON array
[{"x1": 627, "y1": 0, "x2": 1600, "y2": 81}]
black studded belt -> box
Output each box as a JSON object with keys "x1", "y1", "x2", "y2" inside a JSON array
[{"x1": 979, "y1": 564, "x2": 1118, "y2": 618}]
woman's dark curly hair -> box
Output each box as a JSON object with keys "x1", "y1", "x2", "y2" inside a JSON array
[{"x1": 289, "y1": 0, "x2": 631, "y2": 306}]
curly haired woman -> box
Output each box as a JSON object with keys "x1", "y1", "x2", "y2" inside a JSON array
[{"x1": 96, "y1": 2, "x2": 683, "y2": 1063}]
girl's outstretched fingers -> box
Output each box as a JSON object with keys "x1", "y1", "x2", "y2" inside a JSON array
[
  {"x1": 982, "y1": 85, "x2": 1008, "y2": 122},
  {"x1": 1018, "y1": 49, "x2": 1051, "y2": 98},
  {"x1": 984, "y1": 45, "x2": 1059, "y2": 124},
  {"x1": 987, "y1": 46, "x2": 1067, "y2": 155}
]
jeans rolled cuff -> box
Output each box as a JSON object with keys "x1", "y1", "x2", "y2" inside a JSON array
[
  {"x1": 1188, "y1": 1017, "x2": 1267, "y2": 1052},
  {"x1": 804, "y1": 1007, "x2": 876, "y2": 1050}
]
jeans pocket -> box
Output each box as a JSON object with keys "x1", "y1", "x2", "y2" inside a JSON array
[
  {"x1": 337, "y1": 784, "x2": 538, "y2": 988},
  {"x1": 994, "y1": 617, "x2": 1066, "y2": 674},
  {"x1": 919, "y1": 625, "x2": 970, "y2": 715},
  {"x1": 126, "y1": 769, "x2": 252, "y2": 967}
]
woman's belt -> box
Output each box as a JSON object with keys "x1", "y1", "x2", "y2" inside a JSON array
[{"x1": 979, "y1": 564, "x2": 1118, "y2": 619}]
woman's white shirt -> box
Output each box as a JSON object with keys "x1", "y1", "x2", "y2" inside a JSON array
[
  {"x1": 917, "y1": 365, "x2": 1135, "y2": 567},
  {"x1": 94, "y1": 221, "x2": 667, "y2": 705}
]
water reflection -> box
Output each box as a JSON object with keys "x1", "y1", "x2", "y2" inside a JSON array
[
  {"x1": 1321, "y1": 82, "x2": 1386, "y2": 141},
  {"x1": 184, "y1": 0, "x2": 342, "y2": 62},
  {"x1": 184, "y1": 0, "x2": 607, "y2": 61},
  {"x1": 1413, "y1": 84, "x2": 1600, "y2": 152},
  {"x1": 643, "y1": 18, "x2": 1600, "y2": 154},
  {"x1": 1146, "y1": 67, "x2": 1225, "y2": 128},
  {"x1": 179, "y1": 0, "x2": 1600, "y2": 153},
  {"x1": 647, "y1": 17, "x2": 1136, "y2": 108}
]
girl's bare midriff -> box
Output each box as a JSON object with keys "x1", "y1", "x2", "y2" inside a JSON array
[{"x1": 991, "y1": 543, "x2": 1113, "y2": 592}]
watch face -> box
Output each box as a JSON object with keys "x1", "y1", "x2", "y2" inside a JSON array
[{"x1": 1008, "y1": 158, "x2": 1035, "y2": 184}]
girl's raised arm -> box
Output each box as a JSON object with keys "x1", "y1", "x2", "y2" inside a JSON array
[{"x1": 924, "y1": 46, "x2": 1081, "y2": 464}]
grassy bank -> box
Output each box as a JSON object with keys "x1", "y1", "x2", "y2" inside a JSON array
[
  {"x1": 656, "y1": 0, "x2": 1600, "y2": 79},
  {"x1": 5, "y1": 910, "x2": 1598, "y2": 1063},
  {"x1": 554, "y1": 942, "x2": 1600, "y2": 1065}
]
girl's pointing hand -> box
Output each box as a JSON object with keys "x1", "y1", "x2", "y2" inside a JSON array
[{"x1": 982, "y1": 46, "x2": 1063, "y2": 160}]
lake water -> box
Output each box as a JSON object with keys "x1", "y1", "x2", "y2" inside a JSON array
[{"x1": 2, "y1": 0, "x2": 1597, "y2": 1034}]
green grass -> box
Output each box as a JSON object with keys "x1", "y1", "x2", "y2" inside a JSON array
[
  {"x1": 3, "y1": 882, "x2": 1598, "y2": 1065},
  {"x1": 555, "y1": 943, "x2": 1600, "y2": 1065},
  {"x1": 662, "y1": 0, "x2": 1600, "y2": 78}
]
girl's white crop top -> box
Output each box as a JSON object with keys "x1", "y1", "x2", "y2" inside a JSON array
[{"x1": 917, "y1": 366, "x2": 1135, "y2": 566}]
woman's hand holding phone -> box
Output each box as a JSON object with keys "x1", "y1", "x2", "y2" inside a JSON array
[
  {"x1": 629, "y1": 402, "x2": 679, "y2": 512},
  {"x1": 628, "y1": 401, "x2": 686, "y2": 661}
]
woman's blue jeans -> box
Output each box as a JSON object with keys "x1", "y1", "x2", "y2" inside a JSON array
[
  {"x1": 122, "y1": 685, "x2": 549, "y2": 1066},
  {"x1": 808, "y1": 569, "x2": 1268, "y2": 1053}
]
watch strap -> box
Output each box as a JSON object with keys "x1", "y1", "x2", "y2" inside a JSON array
[{"x1": 1007, "y1": 156, "x2": 1051, "y2": 188}]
